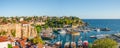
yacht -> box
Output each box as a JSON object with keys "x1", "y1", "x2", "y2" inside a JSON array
[
  {"x1": 83, "y1": 40, "x2": 89, "y2": 48},
  {"x1": 96, "y1": 34, "x2": 106, "y2": 39},
  {"x1": 78, "y1": 39, "x2": 83, "y2": 46},
  {"x1": 90, "y1": 35, "x2": 96, "y2": 38},
  {"x1": 54, "y1": 41, "x2": 62, "y2": 46},
  {"x1": 71, "y1": 42, "x2": 76, "y2": 48},
  {"x1": 58, "y1": 30, "x2": 66, "y2": 35},
  {"x1": 64, "y1": 42, "x2": 70, "y2": 48}
]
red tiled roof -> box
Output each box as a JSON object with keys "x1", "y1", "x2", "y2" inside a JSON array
[
  {"x1": 13, "y1": 46, "x2": 19, "y2": 48},
  {"x1": 37, "y1": 43, "x2": 43, "y2": 48},
  {"x1": 0, "y1": 36, "x2": 8, "y2": 42},
  {"x1": 20, "y1": 21, "x2": 29, "y2": 24},
  {"x1": 9, "y1": 39, "x2": 14, "y2": 42},
  {"x1": 20, "y1": 40, "x2": 26, "y2": 47}
]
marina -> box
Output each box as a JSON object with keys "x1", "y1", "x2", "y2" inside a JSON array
[
  {"x1": 0, "y1": 0, "x2": 120, "y2": 48},
  {"x1": 41, "y1": 19, "x2": 120, "y2": 48}
]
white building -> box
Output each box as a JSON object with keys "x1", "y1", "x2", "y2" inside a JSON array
[{"x1": 0, "y1": 41, "x2": 11, "y2": 48}]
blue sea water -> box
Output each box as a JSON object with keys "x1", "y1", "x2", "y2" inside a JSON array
[
  {"x1": 83, "y1": 19, "x2": 120, "y2": 31},
  {"x1": 82, "y1": 19, "x2": 120, "y2": 43},
  {"x1": 50, "y1": 19, "x2": 120, "y2": 47}
]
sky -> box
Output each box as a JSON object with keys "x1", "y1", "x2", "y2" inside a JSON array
[{"x1": 0, "y1": 0, "x2": 120, "y2": 19}]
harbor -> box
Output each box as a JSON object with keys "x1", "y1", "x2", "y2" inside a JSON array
[
  {"x1": 0, "y1": 0, "x2": 120, "y2": 48},
  {"x1": 40, "y1": 19, "x2": 120, "y2": 48},
  {"x1": 40, "y1": 27, "x2": 113, "y2": 48}
]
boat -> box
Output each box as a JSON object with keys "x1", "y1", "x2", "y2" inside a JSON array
[
  {"x1": 71, "y1": 32, "x2": 80, "y2": 36},
  {"x1": 83, "y1": 40, "x2": 89, "y2": 48},
  {"x1": 96, "y1": 34, "x2": 106, "y2": 39},
  {"x1": 64, "y1": 42, "x2": 70, "y2": 48},
  {"x1": 100, "y1": 27, "x2": 110, "y2": 31},
  {"x1": 78, "y1": 39, "x2": 83, "y2": 46},
  {"x1": 90, "y1": 35, "x2": 96, "y2": 38},
  {"x1": 95, "y1": 28, "x2": 100, "y2": 32},
  {"x1": 44, "y1": 41, "x2": 51, "y2": 44},
  {"x1": 54, "y1": 41, "x2": 62, "y2": 46},
  {"x1": 83, "y1": 40, "x2": 88, "y2": 45},
  {"x1": 58, "y1": 30, "x2": 66, "y2": 35},
  {"x1": 71, "y1": 42, "x2": 76, "y2": 48},
  {"x1": 94, "y1": 27, "x2": 110, "y2": 32}
]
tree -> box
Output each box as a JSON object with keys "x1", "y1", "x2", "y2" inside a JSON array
[
  {"x1": 30, "y1": 36, "x2": 44, "y2": 44},
  {"x1": 2, "y1": 18, "x2": 7, "y2": 24},
  {"x1": 92, "y1": 38, "x2": 117, "y2": 48},
  {"x1": 8, "y1": 44, "x2": 12, "y2": 48},
  {"x1": 0, "y1": 32, "x2": 2, "y2": 36},
  {"x1": 2, "y1": 31, "x2": 7, "y2": 36},
  {"x1": 89, "y1": 43, "x2": 93, "y2": 48},
  {"x1": 35, "y1": 25, "x2": 42, "y2": 36},
  {"x1": 43, "y1": 24, "x2": 48, "y2": 29},
  {"x1": 11, "y1": 30, "x2": 16, "y2": 37},
  {"x1": 45, "y1": 16, "x2": 83, "y2": 28}
]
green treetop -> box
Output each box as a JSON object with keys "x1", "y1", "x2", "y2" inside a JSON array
[{"x1": 92, "y1": 38, "x2": 117, "y2": 48}]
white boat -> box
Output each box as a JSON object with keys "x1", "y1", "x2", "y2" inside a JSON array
[
  {"x1": 71, "y1": 42, "x2": 76, "y2": 48},
  {"x1": 78, "y1": 39, "x2": 83, "y2": 46},
  {"x1": 64, "y1": 42, "x2": 70, "y2": 48},
  {"x1": 96, "y1": 34, "x2": 106, "y2": 39},
  {"x1": 83, "y1": 40, "x2": 89, "y2": 46},
  {"x1": 55, "y1": 41, "x2": 62, "y2": 46},
  {"x1": 58, "y1": 30, "x2": 66, "y2": 35},
  {"x1": 94, "y1": 28, "x2": 100, "y2": 32},
  {"x1": 100, "y1": 27, "x2": 110, "y2": 31},
  {"x1": 90, "y1": 35, "x2": 96, "y2": 38},
  {"x1": 96, "y1": 28, "x2": 100, "y2": 32}
]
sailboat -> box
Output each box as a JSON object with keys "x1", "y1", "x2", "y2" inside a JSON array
[
  {"x1": 78, "y1": 39, "x2": 83, "y2": 46},
  {"x1": 83, "y1": 31, "x2": 89, "y2": 48},
  {"x1": 77, "y1": 37, "x2": 83, "y2": 48}
]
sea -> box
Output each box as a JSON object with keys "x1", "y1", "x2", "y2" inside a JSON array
[
  {"x1": 50, "y1": 19, "x2": 120, "y2": 47},
  {"x1": 82, "y1": 19, "x2": 120, "y2": 43}
]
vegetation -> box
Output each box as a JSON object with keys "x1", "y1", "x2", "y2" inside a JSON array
[
  {"x1": 34, "y1": 25, "x2": 45, "y2": 44},
  {"x1": 0, "y1": 31, "x2": 7, "y2": 36},
  {"x1": 0, "y1": 16, "x2": 83, "y2": 45},
  {"x1": 92, "y1": 38, "x2": 117, "y2": 48},
  {"x1": 0, "y1": 32, "x2": 2, "y2": 36},
  {"x1": 0, "y1": 16, "x2": 83, "y2": 27},
  {"x1": 88, "y1": 43, "x2": 93, "y2": 48},
  {"x1": 2, "y1": 31, "x2": 7, "y2": 35},
  {"x1": 11, "y1": 30, "x2": 16, "y2": 37},
  {"x1": 8, "y1": 44, "x2": 12, "y2": 48},
  {"x1": 45, "y1": 16, "x2": 83, "y2": 28},
  {"x1": 30, "y1": 36, "x2": 44, "y2": 44},
  {"x1": 35, "y1": 25, "x2": 42, "y2": 36}
]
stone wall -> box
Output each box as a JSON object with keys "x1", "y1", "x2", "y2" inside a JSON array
[{"x1": 0, "y1": 23, "x2": 37, "y2": 38}]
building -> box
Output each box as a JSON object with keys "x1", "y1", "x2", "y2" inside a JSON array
[
  {"x1": 0, "y1": 17, "x2": 46, "y2": 38},
  {"x1": 0, "y1": 41, "x2": 11, "y2": 48}
]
